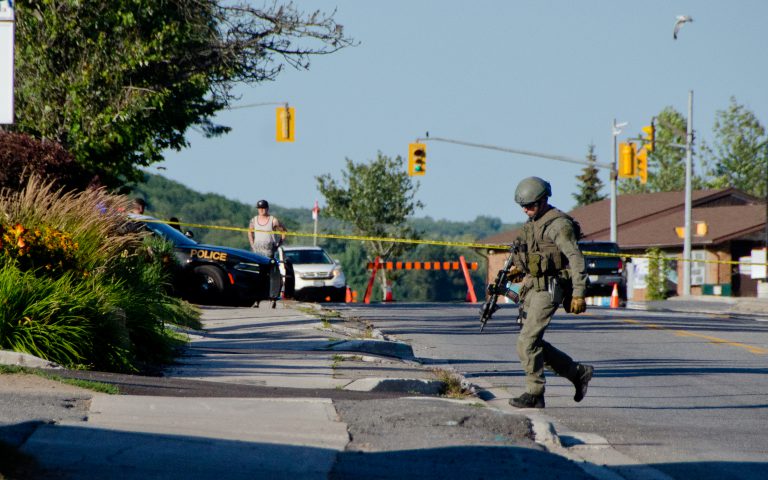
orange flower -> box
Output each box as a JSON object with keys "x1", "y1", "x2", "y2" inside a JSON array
[{"x1": 10, "y1": 224, "x2": 25, "y2": 237}]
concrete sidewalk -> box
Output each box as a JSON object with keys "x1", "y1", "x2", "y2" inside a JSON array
[
  {"x1": 633, "y1": 295, "x2": 768, "y2": 319},
  {"x1": 2, "y1": 302, "x2": 593, "y2": 479}
]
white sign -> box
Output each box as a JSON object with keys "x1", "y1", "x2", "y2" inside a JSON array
[
  {"x1": 739, "y1": 256, "x2": 753, "y2": 276},
  {"x1": 0, "y1": 1, "x2": 14, "y2": 124},
  {"x1": 752, "y1": 248, "x2": 767, "y2": 280},
  {"x1": 631, "y1": 257, "x2": 649, "y2": 289}
]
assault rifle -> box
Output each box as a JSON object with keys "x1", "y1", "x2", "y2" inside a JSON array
[{"x1": 479, "y1": 244, "x2": 520, "y2": 332}]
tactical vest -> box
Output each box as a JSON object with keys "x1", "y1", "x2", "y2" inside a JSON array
[{"x1": 521, "y1": 208, "x2": 580, "y2": 290}]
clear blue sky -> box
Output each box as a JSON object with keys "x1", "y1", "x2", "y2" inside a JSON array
[{"x1": 154, "y1": 0, "x2": 768, "y2": 224}]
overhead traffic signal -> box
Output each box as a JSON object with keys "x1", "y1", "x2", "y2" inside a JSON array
[
  {"x1": 641, "y1": 122, "x2": 655, "y2": 152},
  {"x1": 276, "y1": 106, "x2": 295, "y2": 142},
  {"x1": 635, "y1": 148, "x2": 648, "y2": 184},
  {"x1": 408, "y1": 143, "x2": 426, "y2": 176},
  {"x1": 618, "y1": 142, "x2": 636, "y2": 178}
]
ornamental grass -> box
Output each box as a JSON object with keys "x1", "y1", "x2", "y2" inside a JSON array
[{"x1": 0, "y1": 176, "x2": 200, "y2": 371}]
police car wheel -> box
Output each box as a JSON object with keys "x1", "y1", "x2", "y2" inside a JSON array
[{"x1": 192, "y1": 265, "x2": 227, "y2": 304}]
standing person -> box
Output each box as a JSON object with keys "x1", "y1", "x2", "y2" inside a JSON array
[
  {"x1": 248, "y1": 199, "x2": 286, "y2": 258},
  {"x1": 497, "y1": 177, "x2": 593, "y2": 408}
]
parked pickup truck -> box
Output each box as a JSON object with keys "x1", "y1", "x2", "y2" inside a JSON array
[{"x1": 578, "y1": 240, "x2": 627, "y2": 301}]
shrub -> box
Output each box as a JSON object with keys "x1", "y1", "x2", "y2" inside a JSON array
[
  {"x1": 0, "y1": 131, "x2": 91, "y2": 193},
  {"x1": 0, "y1": 176, "x2": 200, "y2": 371},
  {"x1": 646, "y1": 247, "x2": 670, "y2": 301}
]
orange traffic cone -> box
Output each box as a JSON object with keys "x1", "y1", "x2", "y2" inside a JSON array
[
  {"x1": 345, "y1": 286, "x2": 352, "y2": 303},
  {"x1": 384, "y1": 282, "x2": 394, "y2": 302},
  {"x1": 610, "y1": 283, "x2": 620, "y2": 308}
]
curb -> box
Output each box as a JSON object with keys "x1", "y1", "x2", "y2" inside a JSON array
[
  {"x1": 0, "y1": 350, "x2": 61, "y2": 369},
  {"x1": 343, "y1": 377, "x2": 444, "y2": 395},
  {"x1": 324, "y1": 339, "x2": 415, "y2": 361}
]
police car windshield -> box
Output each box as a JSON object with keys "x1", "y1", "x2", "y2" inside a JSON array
[
  {"x1": 142, "y1": 219, "x2": 198, "y2": 247},
  {"x1": 284, "y1": 249, "x2": 333, "y2": 265}
]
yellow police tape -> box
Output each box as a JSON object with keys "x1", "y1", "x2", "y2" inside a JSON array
[{"x1": 146, "y1": 219, "x2": 768, "y2": 268}]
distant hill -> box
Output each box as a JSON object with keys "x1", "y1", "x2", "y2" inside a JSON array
[{"x1": 131, "y1": 173, "x2": 521, "y2": 301}]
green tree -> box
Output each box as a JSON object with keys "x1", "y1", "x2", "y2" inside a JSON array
[
  {"x1": 620, "y1": 107, "x2": 706, "y2": 194},
  {"x1": 316, "y1": 153, "x2": 423, "y2": 299},
  {"x1": 573, "y1": 144, "x2": 606, "y2": 206},
  {"x1": 645, "y1": 247, "x2": 670, "y2": 301},
  {"x1": 11, "y1": 1, "x2": 353, "y2": 188},
  {"x1": 702, "y1": 97, "x2": 768, "y2": 198}
]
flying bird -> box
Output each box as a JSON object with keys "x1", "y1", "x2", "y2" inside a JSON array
[{"x1": 673, "y1": 15, "x2": 693, "y2": 40}]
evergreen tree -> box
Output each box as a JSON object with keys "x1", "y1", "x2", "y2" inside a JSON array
[
  {"x1": 702, "y1": 97, "x2": 768, "y2": 198},
  {"x1": 573, "y1": 144, "x2": 606, "y2": 206}
]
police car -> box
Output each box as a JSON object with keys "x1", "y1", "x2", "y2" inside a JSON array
[{"x1": 132, "y1": 215, "x2": 283, "y2": 306}]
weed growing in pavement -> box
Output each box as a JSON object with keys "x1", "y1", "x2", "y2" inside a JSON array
[
  {"x1": 331, "y1": 354, "x2": 364, "y2": 369},
  {"x1": 432, "y1": 368, "x2": 473, "y2": 399},
  {"x1": 331, "y1": 354, "x2": 345, "y2": 369},
  {"x1": 358, "y1": 323, "x2": 374, "y2": 339},
  {"x1": 0, "y1": 365, "x2": 119, "y2": 394}
]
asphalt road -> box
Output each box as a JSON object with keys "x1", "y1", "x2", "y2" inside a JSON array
[{"x1": 334, "y1": 302, "x2": 768, "y2": 480}]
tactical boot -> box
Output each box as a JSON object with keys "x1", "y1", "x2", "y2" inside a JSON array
[
  {"x1": 571, "y1": 364, "x2": 594, "y2": 402},
  {"x1": 509, "y1": 392, "x2": 545, "y2": 409}
]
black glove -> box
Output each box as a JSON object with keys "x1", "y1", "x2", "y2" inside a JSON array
[{"x1": 505, "y1": 267, "x2": 525, "y2": 284}]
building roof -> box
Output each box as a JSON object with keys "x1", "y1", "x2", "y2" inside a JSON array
[
  {"x1": 482, "y1": 188, "x2": 766, "y2": 250},
  {"x1": 616, "y1": 203, "x2": 766, "y2": 249}
]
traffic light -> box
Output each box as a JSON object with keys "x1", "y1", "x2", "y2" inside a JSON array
[
  {"x1": 636, "y1": 148, "x2": 648, "y2": 184},
  {"x1": 276, "y1": 106, "x2": 295, "y2": 142},
  {"x1": 408, "y1": 143, "x2": 426, "y2": 176},
  {"x1": 618, "y1": 142, "x2": 636, "y2": 178},
  {"x1": 642, "y1": 123, "x2": 655, "y2": 152}
]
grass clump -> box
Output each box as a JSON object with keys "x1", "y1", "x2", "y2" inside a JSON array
[
  {"x1": 432, "y1": 368, "x2": 473, "y2": 399},
  {"x1": 0, "y1": 176, "x2": 200, "y2": 372}
]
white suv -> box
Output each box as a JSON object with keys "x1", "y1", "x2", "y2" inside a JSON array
[{"x1": 279, "y1": 246, "x2": 347, "y2": 302}]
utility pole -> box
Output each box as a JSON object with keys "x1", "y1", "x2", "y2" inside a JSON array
[
  {"x1": 682, "y1": 90, "x2": 694, "y2": 296},
  {"x1": 610, "y1": 120, "x2": 628, "y2": 243}
]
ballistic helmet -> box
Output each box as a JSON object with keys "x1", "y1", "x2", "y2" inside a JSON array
[
  {"x1": 514, "y1": 177, "x2": 551, "y2": 205},
  {"x1": 256, "y1": 199, "x2": 269, "y2": 209}
]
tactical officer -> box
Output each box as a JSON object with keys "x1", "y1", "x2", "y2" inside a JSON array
[{"x1": 502, "y1": 177, "x2": 594, "y2": 408}]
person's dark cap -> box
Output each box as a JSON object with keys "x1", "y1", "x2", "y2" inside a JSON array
[{"x1": 256, "y1": 200, "x2": 269, "y2": 209}]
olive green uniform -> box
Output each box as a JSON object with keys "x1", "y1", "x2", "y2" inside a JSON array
[{"x1": 516, "y1": 206, "x2": 587, "y2": 396}]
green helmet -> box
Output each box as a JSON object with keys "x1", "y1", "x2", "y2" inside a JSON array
[{"x1": 514, "y1": 177, "x2": 551, "y2": 205}]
